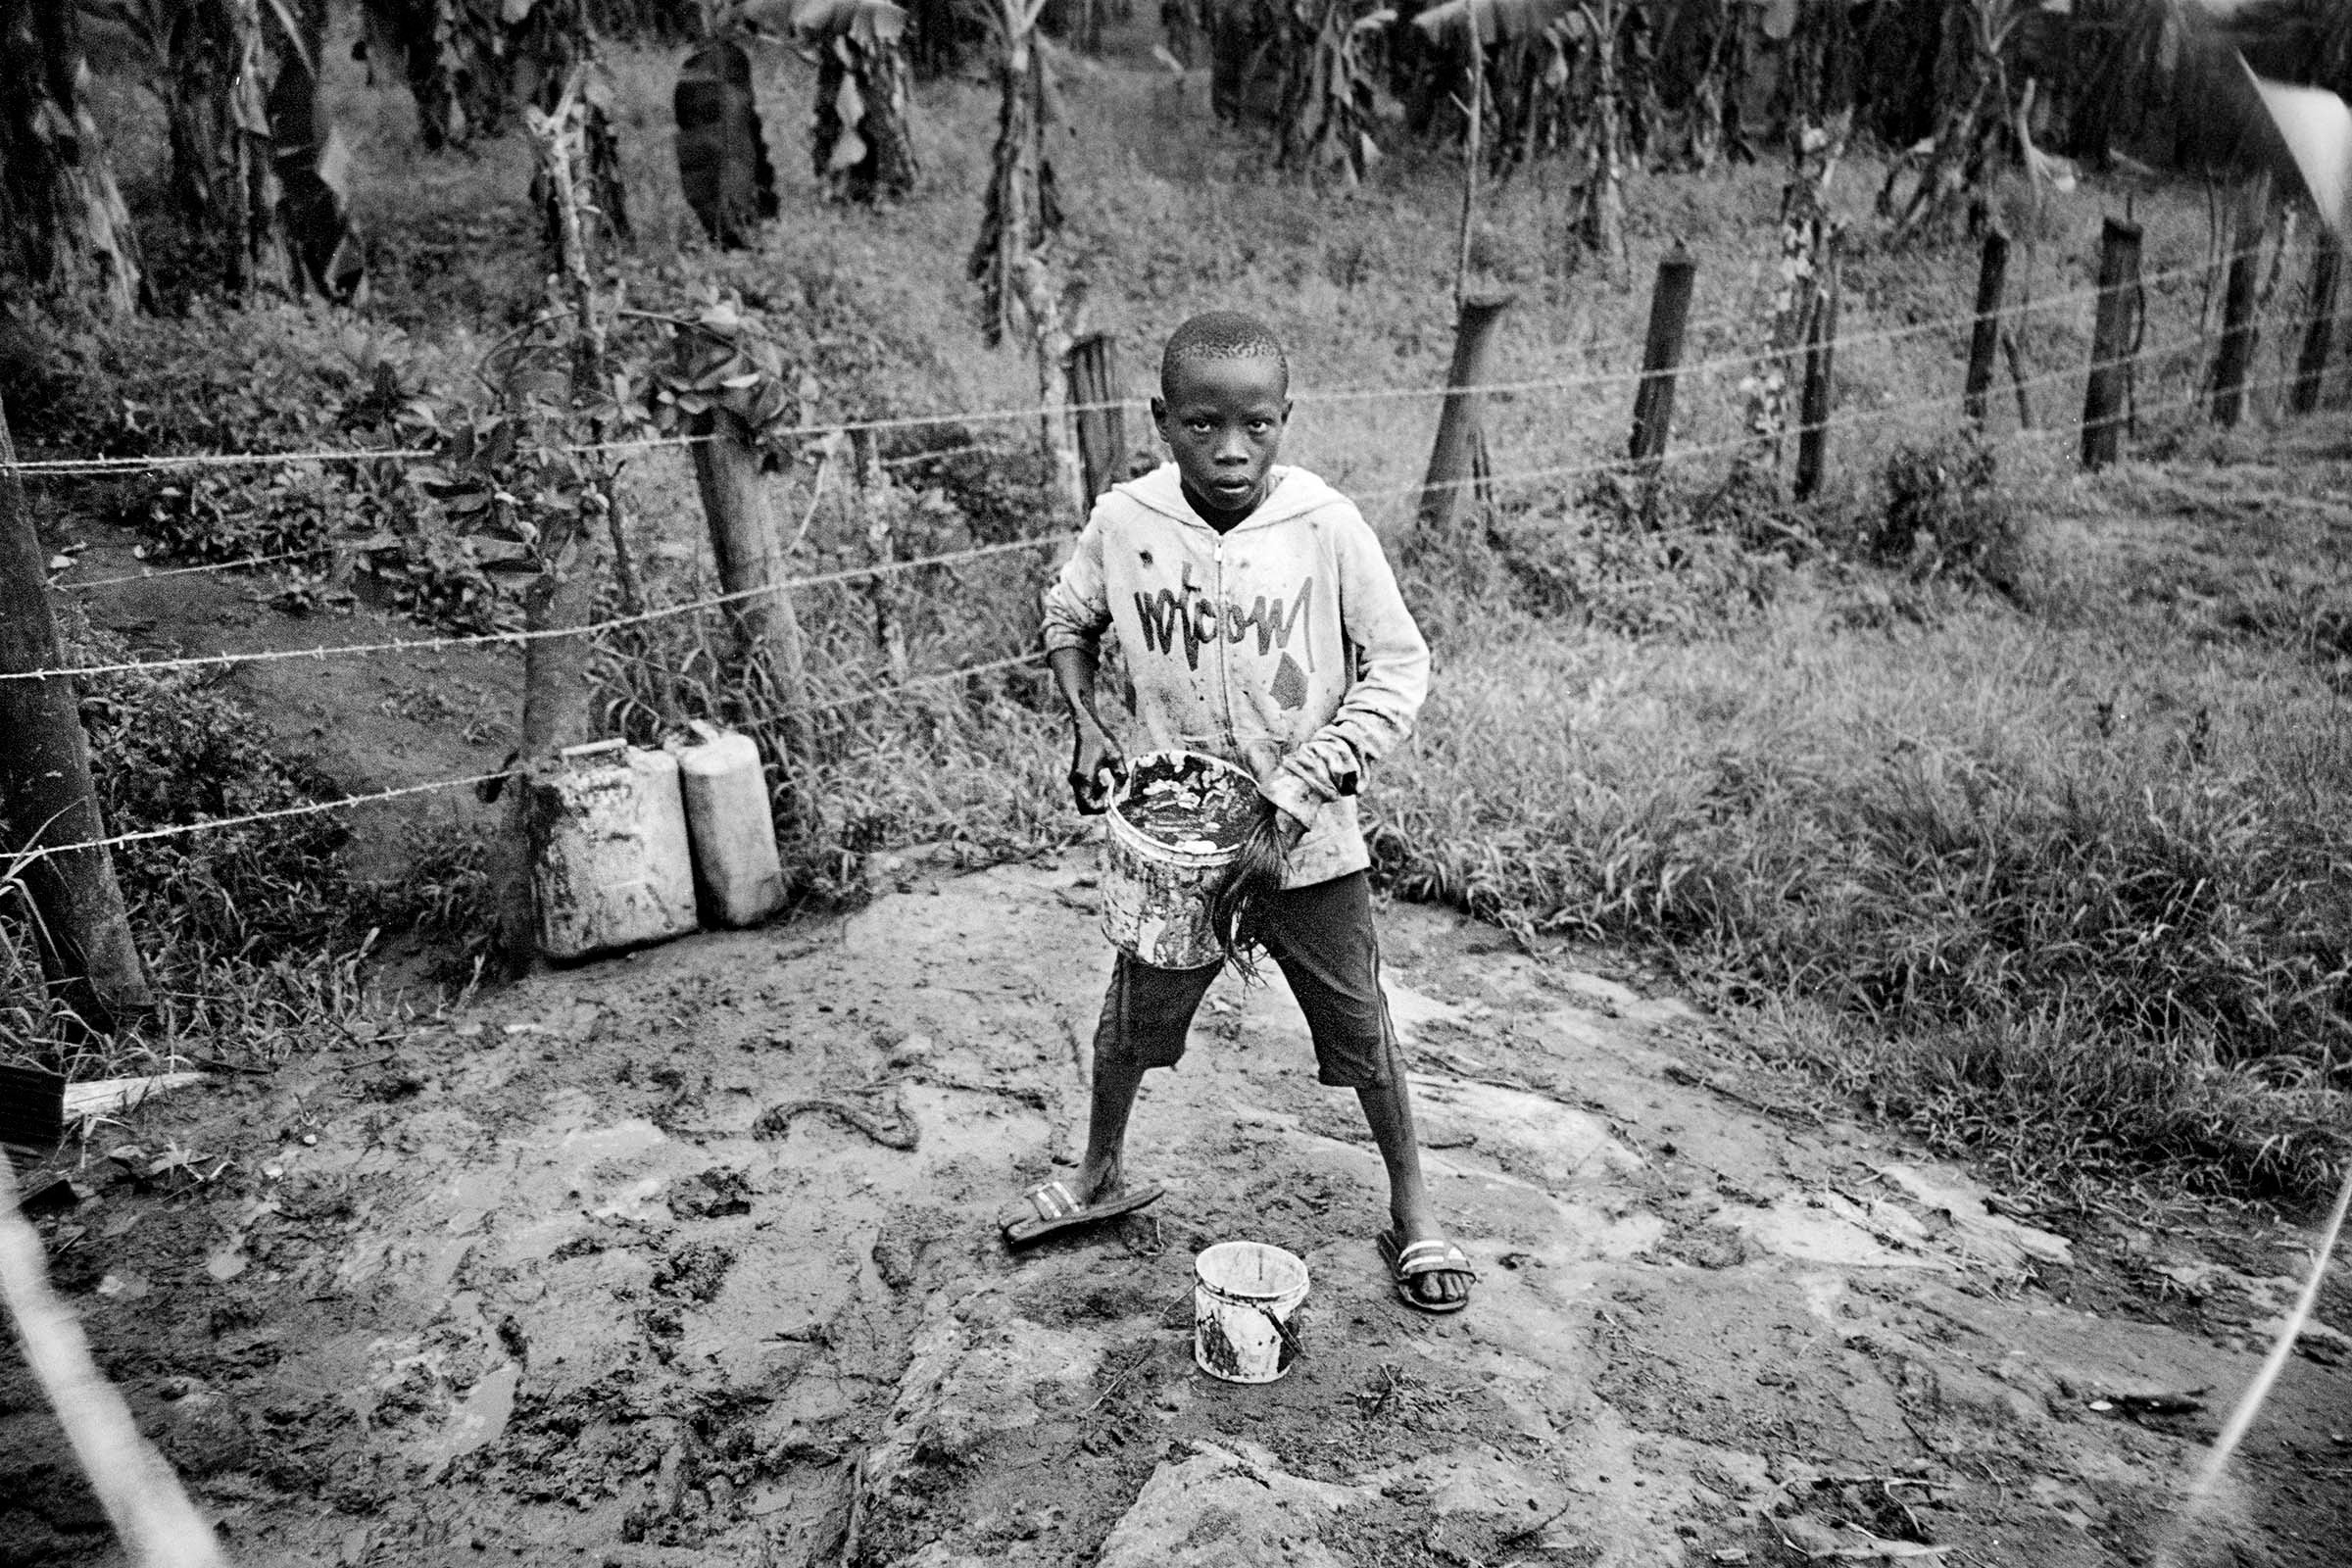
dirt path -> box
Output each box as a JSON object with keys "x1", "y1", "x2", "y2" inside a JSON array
[
  {"x1": 55, "y1": 516, "x2": 520, "y2": 879},
  {"x1": 4, "y1": 856, "x2": 2348, "y2": 1567}
]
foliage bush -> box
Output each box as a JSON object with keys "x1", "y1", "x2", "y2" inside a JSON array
[
  {"x1": 140, "y1": 469, "x2": 338, "y2": 565},
  {"x1": 1869, "y1": 434, "x2": 2029, "y2": 592},
  {"x1": 0, "y1": 621, "x2": 373, "y2": 1073},
  {"x1": 1446, "y1": 476, "x2": 1797, "y2": 643},
  {"x1": 354, "y1": 823, "x2": 500, "y2": 977}
]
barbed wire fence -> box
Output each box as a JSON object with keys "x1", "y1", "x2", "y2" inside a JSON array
[{"x1": 0, "y1": 224, "x2": 2343, "y2": 874}]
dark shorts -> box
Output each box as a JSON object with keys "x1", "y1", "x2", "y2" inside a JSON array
[{"x1": 1093, "y1": 869, "x2": 1400, "y2": 1089}]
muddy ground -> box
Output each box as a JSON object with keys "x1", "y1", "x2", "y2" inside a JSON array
[{"x1": 4, "y1": 851, "x2": 2350, "y2": 1567}]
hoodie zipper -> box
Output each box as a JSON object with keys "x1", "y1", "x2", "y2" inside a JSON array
[{"x1": 1211, "y1": 530, "x2": 1236, "y2": 755}]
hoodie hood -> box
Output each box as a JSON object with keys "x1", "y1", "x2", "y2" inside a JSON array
[{"x1": 1116, "y1": 463, "x2": 1351, "y2": 533}]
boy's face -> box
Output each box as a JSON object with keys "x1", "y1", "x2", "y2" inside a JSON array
[{"x1": 1152, "y1": 353, "x2": 1292, "y2": 514}]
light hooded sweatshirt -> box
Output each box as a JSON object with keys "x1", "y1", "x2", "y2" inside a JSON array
[{"x1": 1041, "y1": 462, "x2": 1431, "y2": 889}]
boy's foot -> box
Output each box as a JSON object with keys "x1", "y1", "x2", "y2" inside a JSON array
[
  {"x1": 1378, "y1": 1230, "x2": 1476, "y2": 1314},
  {"x1": 1000, "y1": 1176, "x2": 1164, "y2": 1250}
]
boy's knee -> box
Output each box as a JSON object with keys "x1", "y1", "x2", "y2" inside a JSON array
[
  {"x1": 1308, "y1": 1004, "x2": 1397, "y2": 1090},
  {"x1": 1094, "y1": 954, "x2": 1213, "y2": 1075},
  {"x1": 1094, "y1": 1023, "x2": 1189, "y2": 1075}
]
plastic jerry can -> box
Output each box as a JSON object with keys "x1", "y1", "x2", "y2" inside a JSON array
[
  {"x1": 666, "y1": 720, "x2": 786, "y2": 927},
  {"x1": 528, "y1": 739, "x2": 699, "y2": 961}
]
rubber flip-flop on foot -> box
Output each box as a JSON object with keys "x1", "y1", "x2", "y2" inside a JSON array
[
  {"x1": 1378, "y1": 1230, "x2": 1477, "y2": 1315},
  {"x1": 1001, "y1": 1179, "x2": 1165, "y2": 1250}
]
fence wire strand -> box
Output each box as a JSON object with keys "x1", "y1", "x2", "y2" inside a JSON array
[
  {"x1": 8, "y1": 366, "x2": 2337, "y2": 858},
  {"x1": 4, "y1": 244, "x2": 2308, "y2": 479}
]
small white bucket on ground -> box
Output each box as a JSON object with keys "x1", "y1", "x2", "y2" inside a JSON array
[
  {"x1": 1101, "y1": 751, "x2": 1251, "y2": 971},
  {"x1": 1194, "y1": 1241, "x2": 1309, "y2": 1384}
]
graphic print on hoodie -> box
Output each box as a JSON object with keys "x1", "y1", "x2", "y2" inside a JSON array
[{"x1": 1042, "y1": 463, "x2": 1431, "y2": 889}]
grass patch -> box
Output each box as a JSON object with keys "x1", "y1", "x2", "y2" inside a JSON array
[
  {"x1": 1371, "y1": 450, "x2": 2352, "y2": 1200},
  {"x1": 2, "y1": 619, "x2": 375, "y2": 1079}
]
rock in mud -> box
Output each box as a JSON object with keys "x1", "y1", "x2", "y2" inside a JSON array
[
  {"x1": 652, "y1": 1241, "x2": 736, "y2": 1303},
  {"x1": 862, "y1": 1285, "x2": 1105, "y2": 1493},
  {"x1": 1094, "y1": 1441, "x2": 1361, "y2": 1567},
  {"x1": 154, "y1": 1381, "x2": 254, "y2": 1478},
  {"x1": 667, "y1": 1165, "x2": 753, "y2": 1220}
]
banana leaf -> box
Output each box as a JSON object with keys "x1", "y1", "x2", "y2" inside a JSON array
[
  {"x1": 1409, "y1": 0, "x2": 1573, "y2": 49},
  {"x1": 673, "y1": 34, "x2": 778, "y2": 246}
]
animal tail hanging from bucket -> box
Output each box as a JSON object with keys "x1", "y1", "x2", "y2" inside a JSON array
[{"x1": 1207, "y1": 797, "x2": 1289, "y2": 981}]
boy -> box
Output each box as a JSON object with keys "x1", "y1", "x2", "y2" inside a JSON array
[{"x1": 1000, "y1": 310, "x2": 1473, "y2": 1313}]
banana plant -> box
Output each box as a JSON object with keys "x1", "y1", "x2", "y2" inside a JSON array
[
  {"x1": 80, "y1": 0, "x2": 364, "y2": 301},
  {"x1": 673, "y1": 0, "x2": 780, "y2": 246},
  {"x1": 776, "y1": 0, "x2": 918, "y2": 202},
  {"x1": 1879, "y1": 0, "x2": 2030, "y2": 242},
  {"x1": 968, "y1": 0, "x2": 1059, "y2": 346},
  {"x1": 3, "y1": 0, "x2": 146, "y2": 315},
  {"x1": 1274, "y1": 0, "x2": 1396, "y2": 182}
]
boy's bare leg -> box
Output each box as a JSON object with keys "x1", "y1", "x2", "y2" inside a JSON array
[
  {"x1": 1356, "y1": 1075, "x2": 1470, "y2": 1307},
  {"x1": 1073, "y1": 1054, "x2": 1149, "y2": 1204}
]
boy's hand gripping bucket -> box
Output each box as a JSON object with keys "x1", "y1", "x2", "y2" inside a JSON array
[
  {"x1": 1101, "y1": 750, "x2": 1256, "y2": 970},
  {"x1": 1193, "y1": 1241, "x2": 1309, "y2": 1384}
]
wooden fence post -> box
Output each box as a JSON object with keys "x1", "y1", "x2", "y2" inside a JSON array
[
  {"x1": 2080, "y1": 215, "x2": 2142, "y2": 470},
  {"x1": 498, "y1": 81, "x2": 619, "y2": 972},
  {"x1": 2293, "y1": 240, "x2": 2340, "y2": 416},
  {"x1": 0, "y1": 397, "x2": 153, "y2": 1040},
  {"x1": 1416, "y1": 292, "x2": 1514, "y2": 539},
  {"x1": 1964, "y1": 229, "x2": 2010, "y2": 427},
  {"x1": 1795, "y1": 238, "x2": 1840, "y2": 502},
  {"x1": 689, "y1": 410, "x2": 810, "y2": 751},
  {"x1": 1628, "y1": 244, "x2": 1695, "y2": 463},
  {"x1": 1065, "y1": 331, "x2": 1126, "y2": 507},
  {"x1": 2210, "y1": 230, "x2": 2262, "y2": 427},
  {"x1": 853, "y1": 428, "x2": 908, "y2": 684}
]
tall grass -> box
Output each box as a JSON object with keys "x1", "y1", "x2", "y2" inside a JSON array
[
  {"x1": 0, "y1": 621, "x2": 377, "y2": 1080},
  {"x1": 1371, "y1": 461, "x2": 2352, "y2": 1199}
]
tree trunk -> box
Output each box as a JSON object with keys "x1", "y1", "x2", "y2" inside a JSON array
[
  {"x1": 1741, "y1": 117, "x2": 1844, "y2": 489},
  {"x1": 0, "y1": 398, "x2": 154, "y2": 1040},
  {"x1": 689, "y1": 410, "x2": 810, "y2": 752},
  {"x1": 514, "y1": 9, "x2": 630, "y2": 253},
  {"x1": 0, "y1": 0, "x2": 145, "y2": 316},
  {"x1": 167, "y1": 0, "x2": 295, "y2": 299},
  {"x1": 370, "y1": 0, "x2": 525, "y2": 150},
  {"x1": 970, "y1": 19, "x2": 1053, "y2": 347},
  {"x1": 1453, "y1": 8, "x2": 1482, "y2": 305},
  {"x1": 812, "y1": 24, "x2": 920, "y2": 205},
  {"x1": 852, "y1": 430, "x2": 910, "y2": 684},
  {"x1": 1573, "y1": 0, "x2": 1629, "y2": 285},
  {"x1": 496, "y1": 82, "x2": 615, "y2": 971},
  {"x1": 1015, "y1": 254, "x2": 1084, "y2": 515},
  {"x1": 268, "y1": 0, "x2": 366, "y2": 300}
]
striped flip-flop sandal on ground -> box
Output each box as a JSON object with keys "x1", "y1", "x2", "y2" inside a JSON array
[
  {"x1": 1000, "y1": 1179, "x2": 1165, "y2": 1250},
  {"x1": 1378, "y1": 1231, "x2": 1477, "y2": 1314}
]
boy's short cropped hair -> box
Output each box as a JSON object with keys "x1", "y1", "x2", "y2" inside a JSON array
[{"x1": 1161, "y1": 311, "x2": 1289, "y2": 393}]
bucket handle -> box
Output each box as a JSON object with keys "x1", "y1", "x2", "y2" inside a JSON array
[{"x1": 1254, "y1": 1301, "x2": 1305, "y2": 1361}]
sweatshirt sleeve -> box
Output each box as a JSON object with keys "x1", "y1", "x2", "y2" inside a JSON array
[
  {"x1": 1258, "y1": 507, "x2": 1431, "y2": 825},
  {"x1": 1040, "y1": 507, "x2": 1111, "y2": 655}
]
